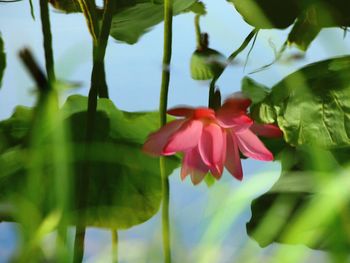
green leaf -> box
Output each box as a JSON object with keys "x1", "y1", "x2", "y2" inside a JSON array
[
  {"x1": 241, "y1": 77, "x2": 270, "y2": 104},
  {"x1": 228, "y1": 1, "x2": 350, "y2": 51},
  {"x1": 110, "y1": 0, "x2": 197, "y2": 44},
  {"x1": 251, "y1": 56, "x2": 350, "y2": 148},
  {"x1": 227, "y1": 0, "x2": 300, "y2": 29},
  {"x1": 0, "y1": 95, "x2": 181, "y2": 229},
  {"x1": 287, "y1": 8, "x2": 321, "y2": 51},
  {"x1": 190, "y1": 48, "x2": 226, "y2": 80},
  {"x1": 0, "y1": 34, "x2": 6, "y2": 88},
  {"x1": 186, "y1": 1, "x2": 206, "y2": 15}
]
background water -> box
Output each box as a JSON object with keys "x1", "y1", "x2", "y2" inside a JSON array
[{"x1": 0, "y1": 0, "x2": 350, "y2": 262}]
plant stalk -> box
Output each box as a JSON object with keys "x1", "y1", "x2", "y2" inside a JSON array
[
  {"x1": 73, "y1": 1, "x2": 114, "y2": 261},
  {"x1": 159, "y1": 0, "x2": 173, "y2": 262}
]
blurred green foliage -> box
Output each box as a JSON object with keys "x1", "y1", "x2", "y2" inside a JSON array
[{"x1": 0, "y1": 95, "x2": 180, "y2": 229}]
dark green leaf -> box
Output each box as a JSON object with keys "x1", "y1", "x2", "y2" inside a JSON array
[
  {"x1": 287, "y1": 9, "x2": 321, "y2": 51},
  {"x1": 227, "y1": 0, "x2": 300, "y2": 29}
]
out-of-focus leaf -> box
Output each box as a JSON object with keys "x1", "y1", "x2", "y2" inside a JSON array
[
  {"x1": 227, "y1": 0, "x2": 300, "y2": 29},
  {"x1": 0, "y1": 106, "x2": 33, "y2": 153},
  {"x1": 190, "y1": 48, "x2": 226, "y2": 80},
  {"x1": 228, "y1": 0, "x2": 350, "y2": 29},
  {"x1": 249, "y1": 56, "x2": 350, "y2": 148},
  {"x1": 0, "y1": 35, "x2": 6, "y2": 88},
  {"x1": 110, "y1": 0, "x2": 197, "y2": 44},
  {"x1": 0, "y1": 95, "x2": 181, "y2": 229},
  {"x1": 228, "y1": 0, "x2": 350, "y2": 51},
  {"x1": 247, "y1": 146, "x2": 350, "y2": 250}
]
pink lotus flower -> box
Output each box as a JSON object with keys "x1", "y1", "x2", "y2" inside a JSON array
[{"x1": 143, "y1": 95, "x2": 282, "y2": 185}]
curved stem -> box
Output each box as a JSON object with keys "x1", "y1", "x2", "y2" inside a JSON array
[
  {"x1": 194, "y1": 15, "x2": 201, "y2": 49},
  {"x1": 39, "y1": 0, "x2": 55, "y2": 82},
  {"x1": 159, "y1": 0, "x2": 173, "y2": 262}
]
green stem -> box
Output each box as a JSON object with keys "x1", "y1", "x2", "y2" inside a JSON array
[
  {"x1": 73, "y1": 1, "x2": 114, "y2": 261},
  {"x1": 94, "y1": 0, "x2": 114, "y2": 98},
  {"x1": 208, "y1": 77, "x2": 217, "y2": 109},
  {"x1": 159, "y1": 0, "x2": 173, "y2": 262},
  {"x1": 111, "y1": 230, "x2": 118, "y2": 263},
  {"x1": 39, "y1": 0, "x2": 55, "y2": 82}
]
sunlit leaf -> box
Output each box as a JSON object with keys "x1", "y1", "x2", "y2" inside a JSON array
[
  {"x1": 249, "y1": 56, "x2": 350, "y2": 148},
  {"x1": 0, "y1": 95, "x2": 181, "y2": 229}
]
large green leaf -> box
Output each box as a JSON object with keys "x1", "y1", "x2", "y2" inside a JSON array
[
  {"x1": 110, "y1": 0, "x2": 197, "y2": 44},
  {"x1": 0, "y1": 95, "x2": 180, "y2": 229},
  {"x1": 0, "y1": 35, "x2": 5, "y2": 88},
  {"x1": 227, "y1": 0, "x2": 299, "y2": 29},
  {"x1": 249, "y1": 56, "x2": 350, "y2": 148},
  {"x1": 247, "y1": 146, "x2": 350, "y2": 250}
]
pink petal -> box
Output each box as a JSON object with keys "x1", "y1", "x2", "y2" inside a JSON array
[
  {"x1": 225, "y1": 131, "x2": 243, "y2": 180},
  {"x1": 181, "y1": 147, "x2": 208, "y2": 184},
  {"x1": 164, "y1": 120, "x2": 203, "y2": 154},
  {"x1": 221, "y1": 95, "x2": 252, "y2": 112},
  {"x1": 167, "y1": 107, "x2": 194, "y2": 117},
  {"x1": 235, "y1": 129, "x2": 274, "y2": 161},
  {"x1": 250, "y1": 123, "x2": 283, "y2": 138},
  {"x1": 216, "y1": 110, "x2": 253, "y2": 130},
  {"x1": 198, "y1": 124, "x2": 225, "y2": 166},
  {"x1": 143, "y1": 119, "x2": 185, "y2": 156}
]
